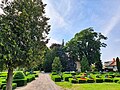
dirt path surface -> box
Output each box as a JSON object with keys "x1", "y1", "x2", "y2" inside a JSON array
[{"x1": 15, "y1": 73, "x2": 63, "y2": 90}]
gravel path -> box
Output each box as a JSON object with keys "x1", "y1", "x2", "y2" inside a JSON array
[{"x1": 15, "y1": 73, "x2": 63, "y2": 90}]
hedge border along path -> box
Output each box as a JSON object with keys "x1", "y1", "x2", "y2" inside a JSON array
[{"x1": 15, "y1": 73, "x2": 62, "y2": 90}]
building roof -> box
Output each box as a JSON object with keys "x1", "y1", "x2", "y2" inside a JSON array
[{"x1": 104, "y1": 58, "x2": 116, "y2": 67}]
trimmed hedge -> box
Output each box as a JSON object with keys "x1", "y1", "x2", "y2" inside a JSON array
[
  {"x1": 113, "y1": 78, "x2": 120, "y2": 83},
  {"x1": 69, "y1": 78, "x2": 78, "y2": 83},
  {"x1": 13, "y1": 71, "x2": 26, "y2": 79},
  {"x1": 13, "y1": 79, "x2": 27, "y2": 87},
  {"x1": 78, "y1": 78, "x2": 86, "y2": 83},
  {"x1": 51, "y1": 75, "x2": 61, "y2": 82},
  {"x1": 95, "y1": 78, "x2": 103, "y2": 83},
  {"x1": 87, "y1": 79, "x2": 95, "y2": 83},
  {"x1": 2, "y1": 83, "x2": 17, "y2": 90},
  {"x1": 104, "y1": 78, "x2": 113, "y2": 82},
  {"x1": 27, "y1": 75, "x2": 35, "y2": 82},
  {"x1": 62, "y1": 74, "x2": 72, "y2": 81}
]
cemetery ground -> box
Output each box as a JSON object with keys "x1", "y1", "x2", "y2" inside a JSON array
[{"x1": 1, "y1": 71, "x2": 120, "y2": 90}]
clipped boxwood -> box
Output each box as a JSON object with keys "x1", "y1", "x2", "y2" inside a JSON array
[
  {"x1": 104, "y1": 78, "x2": 113, "y2": 82},
  {"x1": 95, "y1": 78, "x2": 103, "y2": 83},
  {"x1": 69, "y1": 78, "x2": 78, "y2": 83},
  {"x1": 2, "y1": 83, "x2": 17, "y2": 90},
  {"x1": 0, "y1": 83, "x2": 6, "y2": 89},
  {"x1": 13, "y1": 71, "x2": 26, "y2": 79},
  {"x1": 117, "y1": 80, "x2": 120, "y2": 84},
  {"x1": 62, "y1": 74, "x2": 72, "y2": 81},
  {"x1": 13, "y1": 79, "x2": 27, "y2": 87},
  {"x1": 78, "y1": 78, "x2": 86, "y2": 83},
  {"x1": 87, "y1": 79, "x2": 95, "y2": 83},
  {"x1": 27, "y1": 75, "x2": 35, "y2": 82},
  {"x1": 113, "y1": 78, "x2": 120, "y2": 83},
  {"x1": 51, "y1": 75, "x2": 61, "y2": 82}
]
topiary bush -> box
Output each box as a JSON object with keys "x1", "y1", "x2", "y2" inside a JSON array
[
  {"x1": 13, "y1": 79, "x2": 27, "y2": 87},
  {"x1": 113, "y1": 78, "x2": 120, "y2": 83},
  {"x1": 95, "y1": 78, "x2": 103, "y2": 83},
  {"x1": 26, "y1": 75, "x2": 35, "y2": 82},
  {"x1": 69, "y1": 78, "x2": 78, "y2": 83},
  {"x1": 117, "y1": 80, "x2": 120, "y2": 84},
  {"x1": 87, "y1": 79, "x2": 95, "y2": 83},
  {"x1": 13, "y1": 71, "x2": 26, "y2": 79},
  {"x1": 62, "y1": 74, "x2": 72, "y2": 81},
  {"x1": 2, "y1": 83, "x2": 17, "y2": 90},
  {"x1": 51, "y1": 75, "x2": 61, "y2": 82},
  {"x1": 104, "y1": 78, "x2": 113, "y2": 82}
]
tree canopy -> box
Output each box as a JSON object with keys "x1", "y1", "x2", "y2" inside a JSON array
[
  {"x1": 0, "y1": 0, "x2": 50, "y2": 90},
  {"x1": 65, "y1": 28, "x2": 107, "y2": 71}
]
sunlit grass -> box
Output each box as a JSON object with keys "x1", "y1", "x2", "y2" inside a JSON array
[{"x1": 56, "y1": 82, "x2": 120, "y2": 90}]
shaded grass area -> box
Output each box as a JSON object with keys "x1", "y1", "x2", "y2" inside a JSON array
[{"x1": 56, "y1": 82, "x2": 120, "y2": 90}]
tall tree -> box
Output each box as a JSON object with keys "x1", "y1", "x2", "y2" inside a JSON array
[
  {"x1": 80, "y1": 55, "x2": 90, "y2": 72},
  {"x1": 0, "y1": 0, "x2": 50, "y2": 90},
  {"x1": 65, "y1": 28, "x2": 107, "y2": 71},
  {"x1": 116, "y1": 57, "x2": 120, "y2": 73},
  {"x1": 52, "y1": 57, "x2": 62, "y2": 73}
]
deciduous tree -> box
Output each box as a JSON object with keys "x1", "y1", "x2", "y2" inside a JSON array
[{"x1": 0, "y1": 0, "x2": 50, "y2": 90}]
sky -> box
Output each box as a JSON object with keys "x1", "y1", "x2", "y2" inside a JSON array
[
  {"x1": 0, "y1": 0, "x2": 120, "y2": 62},
  {"x1": 43, "y1": 0, "x2": 120, "y2": 62}
]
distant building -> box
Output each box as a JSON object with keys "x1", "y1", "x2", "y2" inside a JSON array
[{"x1": 104, "y1": 58, "x2": 117, "y2": 71}]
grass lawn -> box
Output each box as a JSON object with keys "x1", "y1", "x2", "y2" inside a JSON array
[{"x1": 56, "y1": 82, "x2": 120, "y2": 90}]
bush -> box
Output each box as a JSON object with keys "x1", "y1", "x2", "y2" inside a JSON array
[
  {"x1": 69, "y1": 78, "x2": 78, "y2": 83},
  {"x1": 87, "y1": 79, "x2": 95, "y2": 83},
  {"x1": 78, "y1": 78, "x2": 86, "y2": 83},
  {"x1": 95, "y1": 78, "x2": 103, "y2": 83},
  {"x1": 0, "y1": 83, "x2": 6, "y2": 89},
  {"x1": 113, "y1": 78, "x2": 120, "y2": 83},
  {"x1": 62, "y1": 74, "x2": 72, "y2": 81},
  {"x1": 13, "y1": 71, "x2": 26, "y2": 79},
  {"x1": 70, "y1": 72, "x2": 76, "y2": 76},
  {"x1": 104, "y1": 78, "x2": 113, "y2": 82},
  {"x1": 13, "y1": 79, "x2": 27, "y2": 87},
  {"x1": 51, "y1": 75, "x2": 61, "y2": 82},
  {"x1": 2, "y1": 83, "x2": 17, "y2": 90},
  {"x1": 117, "y1": 80, "x2": 120, "y2": 84},
  {"x1": 51, "y1": 72, "x2": 57, "y2": 75},
  {"x1": 27, "y1": 75, "x2": 35, "y2": 82}
]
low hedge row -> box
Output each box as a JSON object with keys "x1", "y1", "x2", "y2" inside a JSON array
[
  {"x1": 51, "y1": 75, "x2": 61, "y2": 82},
  {"x1": 2, "y1": 83, "x2": 17, "y2": 90},
  {"x1": 62, "y1": 74, "x2": 72, "y2": 81},
  {"x1": 69, "y1": 78, "x2": 78, "y2": 83},
  {"x1": 13, "y1": 79, "x2": 27, "y2": 87},
  {"x1": 27, "y1": 75, "x2": 35, "y2": 82}
]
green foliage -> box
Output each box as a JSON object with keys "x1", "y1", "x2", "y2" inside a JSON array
[
  {"x1": 51, "y1": 75, "x2": 61, "y2": 82},
  {"x1": 26, "y1": 75, "x2": 35, "y2": 82},
  {"x1": 13, "y1": 79, "x2": 27, "y2": 87},
  {"x1": 13, "y1": 71, "x2": 25, "y2": 79},
  {"x1": 69, "y1": 78, "x2": 78, "y2": 83},
  {"x1": 116, "y1": 57, "x2": 120, "y2": 72},
  {"x1": 62, "y1": 74, "x2": 72, "y2": 81},
  {"x1": 52, "y1": 57, "x2": 62, "y2": 73},
  {"x1": 2, "y1": 83, "x2": 17, "y2": 90},
  {"x1": 95, "y1": 78, "x2": 103, "y2": 83},
  {"x1": 43, "y1": 43, "x2": 68, "y2": 72},
  {"x1": 65, "y1": 28, "x2": 107, "y2": 69},
  {"x1": 80, "y1": 55, "x2": 90, "y2": 72}
]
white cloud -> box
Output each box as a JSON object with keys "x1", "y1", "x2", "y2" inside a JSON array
[
  {"x1": 103, "y1": 10, "x2": 120, "y2": 36},
  {"x1": 46, "y1": 38, "x2": 61, "y2": 47},
  {"x1": 43, "y1": 0, "x2": 68, "y2": 28}
]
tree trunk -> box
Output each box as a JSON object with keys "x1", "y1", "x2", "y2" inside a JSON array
[{"x1": 6, "y1": 68, "x2": 13, "y2": 90}]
